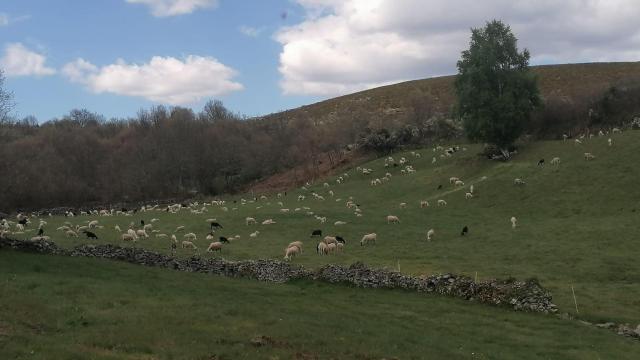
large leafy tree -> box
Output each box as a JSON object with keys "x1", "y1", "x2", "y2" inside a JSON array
[{"x1": 455, "y1": 20, "x2": 541, "y2": 158}]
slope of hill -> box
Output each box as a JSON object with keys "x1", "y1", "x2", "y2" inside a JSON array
[{"x1": 256, "y1": 62, "x2": 640, "y2": 128}]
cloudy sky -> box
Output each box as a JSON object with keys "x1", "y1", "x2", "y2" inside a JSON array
[{"x1": 1, "y1": 0, "x2": 639, "y2": 121}]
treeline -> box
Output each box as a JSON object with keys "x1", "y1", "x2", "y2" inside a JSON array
[{"x1": 0, "y1": 101, "x2": 354, "y2": 211}]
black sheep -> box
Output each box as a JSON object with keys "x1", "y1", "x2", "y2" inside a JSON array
[
  {"x1": 18, "y1": 218, "x2": 28, "y2": 226},
  {"x1": 437, "y1": 184, "x2": 443, "y2": 190},
  {"x1": 461, "y1": 226, "x2": 469, "y2": 236},
  {"x1": 219, "y1": 236, "x2": 229, "y2": 244},
  {"x1": 311, "y1": 229, "x2": 322, "y2": 237},
  {"x1": 335, "y1": 236, "x2": 346, "y2": 244},
  {"x1": 37, "y1": 228, "x2": 44, "y2": 236},
  {"x1": 82, "y1": 230, "x2": 98, "y2": 240},
  {"x1": 210, "y1": 222, "x2": 223, "y2": 230},
  {"x1": 537, "y1": 158, "x2": 545, "y2": 166}
]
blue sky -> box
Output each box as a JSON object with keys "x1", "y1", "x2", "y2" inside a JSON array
[
  {"x1": 1, "y1": 1, "x2": 639, "y2": 121},
  {"x1": 1, "y1": 0, "x2": 318, "y2": 120}
]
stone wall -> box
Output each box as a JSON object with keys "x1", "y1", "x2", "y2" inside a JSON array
[{"x1": 0, "y1": 237, "x2": 558, "y2": 313}]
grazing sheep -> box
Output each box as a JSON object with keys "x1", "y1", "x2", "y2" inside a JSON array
[
  {"x1": 461, "y1": 226, "x2": 468, "y2": 236},
  {"x1": 323, "y1": 236, "x2": 338, "y2": 246},
  {"x1": 386, "y1": 215, "x2": 400, "y2": 224},
  {"x1": 156, "y1": 233, "x2": 168, "y2": 239},
  {"x1": 207, "y1": 242, "x2": 223, "y2": 252},
  {"x1": 511, "y1": 216, "x2": 517, "y2": 229},
  {"x1": 288, "y1": 241, "x2": 304, "y2": 252},
  {"x1": 465, "y1": 192, "x2": 473, "y2": 199},
  {"x1": 121, "y1": 233, "x2": 136, "y2": 242},
  {"x1": 584, "y1": 152, "x2": 596, "y2": 161},
  {"x1": 114, "y1": 225, "x2": 122, "y2": 232},
  {"x1": 182, "y1": 241, "x2": 197, "y2": 249},
  {"x1": 143, "y1": 224, "x2": 153, "y2": 232},
  {"x1": 449, "y1": 177, "x2": 460, "y2": 184},
  {"x1": 336, "y1": 242, "x2": 344, "y2": 253},
  {"x1": 326, "y1": 243, "x2": 337, "y2": 255},
  {"x1": 574, "y1": 139, "x2": 582, "y2": 145},
  {"x1": 563, "y1": 134, "x2": 568, "y2": 141},
  {"x1": 250, "y1": 231, "x2": 260, "y2": 238},
  {"x1": 550, "y1": 157, "x2": 561, "y2": 165},
  {"x1": 514, "y1": 178, "x2": 526, "y2": 185},
  {"x1": 470, "y1": 184, "x2": 474, "y2": 194},
  {"x1": 399, "y1": 202, "x2": 407, "y2": 209},
  {"x1": 262, "y1": 219, "x2": 276, "y2": 225},
  {"x1": 88, "y1": 220, "x2": 99, "y2": 228},
  {"x1": 175, "y1": 225, "x2": 185, "y2": 232},
  {"x1": 65, "y1": 230, "x2": 79, "y2": 238},
  {"x1": 219, "y1": 236, "x2": 230, "y2": 244},
  {"x1": 183, "y1": 232, "x2": 197, "y2": 241},
  {"x1": 608, "y1": 138, "x2": 612, "y2": 146},
  {"x1": 437, "y1": 199, "x2": 447, "y2": 207},
  {"x1": 311, "y1": 229, "x2": 322, "y2": 237},
  {"x1": 334, "y1": 221, "x2": 347, "y2": 226},
  {"x1": 284, "y1": 245, "x2": 301, "y2": 260},
  {"x1": 612, "y1": 127, "x2": 621, "y2": 133},
  {"x1": 317, "y1": 242, "x2": 328, "y2": 255},
  {"x1": 206, "y1": 233, "x2": 215, "y2": 241},
  {"x1": 210, "y1": 221, "x2": 223, "y2": 230},
  {"x1": 136, "y1": 229, "x2": 149, "y2": 238},
  {"x1": 246, "y1": 217, "x2": 257, "y2": 225},
  {"x1": 82, "y1": 230, "x2": 98, "y2": 240},
  {"x1": 420, "y1": 200, "x2": 429, "y2": 208},
  {"x1": 454, "y1": 180, "x2": 465, "y2": 187},
  {"x1": 360, "y1": 233, "x2": 377, "y2": 246},
  {"x1": 426, "y1": 229, "x2": 435, "y2": 241},
  {"x1": 335, "y1": 236, "x2": 346, "y2": 244}
]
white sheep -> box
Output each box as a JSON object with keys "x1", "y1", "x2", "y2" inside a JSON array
[
  {"x1": 182, "y1": 241, "x2": 197, "y2": 249},
  {"x1": 88, "y1": 220, "x2": 99, "y2": 228},
  {"x1": 121, "y1": 233, "x2": 136, "y2": 242},
  {"x1": 246, "y1": 217, "x2": 257, "y2": 225},
  {"x1": 584, "y1": 152, "x2": 596, "y2": 161},
  {"x1": 175, "y1": 225, "x2": 185, "y2": 232},
  {"x1": 65, "y1": 230, "x2": 78, "y2": 238},
  {"x1": 511, "y1": 216, "x2": 517, "y2": 229},
  {"x1": 183, "y1": 232, "x2": 197, "y2": 241},
  {"x1": 288, "y1": 241, "x2": 304, "y2": 253},
  {"x1": 574, "y1": 139, "x2": 582, "y2": 145},
  {"x1": 114, "y1": 225, "x2": 122, "y2": 232},
  {"x1": 420, "y1": 200, "x2": 429, "y2": 208},
  {"x1": 426, "y1": 229, "x2": 435, "y2": 241},
  {"x1": 334, "y1": 221, "x2": 347, "y2": 226},
  {"x1": 437, "y1": 199, "x2": 447, "y2": 207},
  {"x1": 284, "y1": 245, "x2": 301, "y2": 260},
  {"x1": 317, "y1": 242, "x2": 328, "y2": 255},
  {"x1": 399, "y1": 202, "x2": 407, "y2": 209},
  {"x1": 250, "y1": 231, "x2": 260, "y2": 238},
  {"x1": 136, "y1": 229, "x2": 149, "y2": 238},
  {"x1": 323, "y1": 236, "x2": 337, "y2": 246},
  {"x1": 360, "y1": 233, "x2": 377, "y2": 246},
  {"x1": 386, "y1": 215, "x2": 400, "y2": 224},
  {"x1": 465, "y1": 192, "x2": 473, "y2": 199},
  {"x1": 207, "y1": 242, "x2": 223, "y2": 252},
  {"x1": 470, "y1": 184, "x2": 474, "y2": 194},
  {"x1": 449, "y1": 177, "x2": 459, "y2": 184},
  {"x1": 514, "y1": 178, "x2": 526, "y2": 185},
  {"x1": 455, "y1": 180, "x2": 465, "y2": 187},
  {"x1": 550, "y1": 157, "x2": 561, "y2": 165},
  {"x1": 608, "y1": 138, "x2": 612, "y2": 147}
]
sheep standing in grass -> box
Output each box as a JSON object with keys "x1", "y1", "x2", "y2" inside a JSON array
[
  {"x1": 449, "y1": 177, "x2": 459, "y2": 184},
  {"x1": 550, "y1": 157, "x2": 561, "y2": 165},
  {"x1": 575, "y1": 139, "x2": 582, "y2": 145},
  {"x1": 284, "y1": 245, "x2": 301, "y2": 260},
  {"x1": 608, "y1": 138, "x2": 612, "y2": 147},
  {"x1": 246, "y1": 217, "x2": 257, "y2": 225},
  {"x1": 114, "y1": 225, "x2": 121, "y2": 232},
  {"x1": 514, "y1": 178, "x2": 526, "y2": 185},
  {"x1": 386, "y1": 215, "x2": 400, "y2": 224},
  {"x1": 455, "y1": 180, "x2": 464, "y2": 187},
  {"x1": 470, "y1": 184, "x2": 474, "y2": 194},
  {"x1": 584, "y1": 152, "x2": 596, "y2": 161},
  {"x1": 183, "y1": 232, "x2": 197, "y2": 241},
  {"x1": 437, "y1": 199, "x2": 447, "y2": 207},
  {"x1": 399, "y1": 202, "x2": 407, "y2": 209},
  {"x1": 317, "y1": 242, "x2": 328, "y2": 255},
  {"x1": 122, "y1": 233, "x2": 136, "y2": 242},
  {"x1": 465, "y1": 192, "x2": 473, "y2": 199},
  {"x1": 511, "y1": 216, "x2": 517, "y2": 229},
  {"x1": 360, "y1": 233, "x2": 377, "y2": 246},
  {"x1": 334, "y1": 221, "x2": 347, "y2": 226},
  {"x1": 207, "y1": 242, "x2": 223, "y2": 253},
  {"x1": 420, "y1": 200, "x2": 429, "y2": 208},
  {"x1": 66, "y1": 230, "x2": 78, "y2": 238},
  {"x1": 182, "y1": 241, "x2": 197, "y2": 249},
  {"x1": 250, "y1": 231, "x2": 260, "y2": 238},
  {"x1": 136, "y1": 229, "x2": 149, "y2": 239},
  {"x1": 426, "y1": 229, "x2": 435, "y2": 241},
  {"x1": 288, "y1": 241, "x2": 304, "y2": 253}
]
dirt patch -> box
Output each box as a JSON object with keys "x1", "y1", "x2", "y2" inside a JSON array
[{"x1": 246, "y1": 151, "x2": 372, "y2": 195}]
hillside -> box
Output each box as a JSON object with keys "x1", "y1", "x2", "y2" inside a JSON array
[{"x1": 256, "y1": 62, "x2": 640, "y2": 128}]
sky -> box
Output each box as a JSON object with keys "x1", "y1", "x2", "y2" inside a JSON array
[{"x1": 1, "y1": 0, "x2": 639, "y2": 121}]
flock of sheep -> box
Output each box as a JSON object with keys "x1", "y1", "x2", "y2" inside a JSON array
[{"x1": 0, "y1": 127, "x2": 623, "y2": 264}]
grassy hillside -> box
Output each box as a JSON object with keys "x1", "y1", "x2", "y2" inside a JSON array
[
  {"x1": 255, "y1": 62, "x2": 640, "y2": 127},
  {"x1": 1, "y1": 251, "x2": 639, "y2": 359},
  {"x1": 8, "y1": 129, "x2": 640, "y2": 328}
]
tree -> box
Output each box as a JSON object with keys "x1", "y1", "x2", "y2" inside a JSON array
[
  {"x1": 455, "y1": 20, "x2": 541, "y2": 159},
  {"x1": 0, "y1": 70, "x2": 15, "y2": 123}
]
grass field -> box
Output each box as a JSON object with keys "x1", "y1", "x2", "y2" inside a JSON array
[
  {"x1": 1, "y1": 251, "x2": 639, "y2": 359},
  {"x1": 3, "y1": 130, "x2": 640, "y2": 356}
]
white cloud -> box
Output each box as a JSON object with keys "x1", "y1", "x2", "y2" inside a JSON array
[
  {"x1": 0, "y1": 43, "x2": 56, "y2": 77},
  {"x1": 239, "y1": 25, "x2": 265, "y2": 38},
  {"x1": 277, "y1": 0, "x2": 640, "y2": 97},
  {"x1": 63, "y1": 55, "x2": 243, "y2": 105},
  {"x1": 126, "y1": 0, "x2": 218, "y2": 17}
]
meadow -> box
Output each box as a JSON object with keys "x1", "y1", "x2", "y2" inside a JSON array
[{"x1": 2, "y1": 130, "x2": 640, "y2": 357}]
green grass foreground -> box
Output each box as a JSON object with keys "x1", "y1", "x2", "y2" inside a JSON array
[{"x1": 1, "y1": 251, "x2": 638, "y2": 359}]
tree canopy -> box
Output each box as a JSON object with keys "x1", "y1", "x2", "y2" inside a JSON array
[{"x1": 455, "y1": 20, "x2": 541, "y2": 157}]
